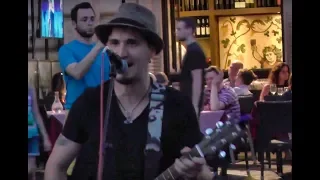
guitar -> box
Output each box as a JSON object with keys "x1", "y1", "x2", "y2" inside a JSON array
[{"x1": 154, "y1": 121, "x2": 246, "y2": 180}]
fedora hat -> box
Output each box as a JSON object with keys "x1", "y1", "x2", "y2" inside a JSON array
[{"x1": 95, "y1": 3, "x2": 163, "y2": 54}]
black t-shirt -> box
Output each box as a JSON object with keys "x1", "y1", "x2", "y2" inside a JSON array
[
  {"x1": 63, "y1": 81, "x2": 203, "y2": 180},
  {"x1": 180, "y1": 42, "x2": 208, "y2": 109}
]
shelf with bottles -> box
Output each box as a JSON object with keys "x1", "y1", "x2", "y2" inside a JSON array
[
  {"x1": 214, "y1": 7, "x2": 280, "y2": 16},
  {"x1": 178, "y1": 0, "x2": 210, "y2": 12},
  {"x1": 214, "y1": 0, "x2": 281, "y2": 10},
  {"x1": 194, "y1": 16, "x2": 211, "y2": 38}
]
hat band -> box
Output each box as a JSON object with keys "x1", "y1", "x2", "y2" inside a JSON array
[{"x1": 109, "y1": 18, "x2": 147, "y2": 29}]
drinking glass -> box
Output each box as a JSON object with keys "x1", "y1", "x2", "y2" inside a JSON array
[
  {"x1": 284, "y1": 87, "x2": 289, "y2": 92},
  {"x1": 277, "y1": 87, "x2": 284, "y2": 96},
  {"x1": 269, "y1": 84, "x2": 277, "y2": 95}
]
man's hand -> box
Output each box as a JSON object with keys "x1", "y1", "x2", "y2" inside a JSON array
[
  {"x1": 174, "y1": 147, "x2": 206, "y2": 179},
  {"x1": 94, "y1": 40, "x2": 105, "y2": 51},
  {"x1": 43, "y1": 138, "x2": 52, "y2": 152}
]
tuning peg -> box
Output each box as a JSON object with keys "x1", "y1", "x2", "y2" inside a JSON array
[
  {"x1": 241, "y1": 138, "x2": 246, "y2": 143},
  {"x1": 216, "y1": 121, "x2": 224, "y2": 128},
  {"x1": 205, "y1": 128, "x2": 213, "y2": 135},
  {"x1": 225, "y1": 121, "x2": 232, "y2": 126},
  {"x1": 219, "y1": 151, "x2": 226, "y2": 158},
  {"x1": 229, "y1": 144, "x2": 236, "y2": 150}
]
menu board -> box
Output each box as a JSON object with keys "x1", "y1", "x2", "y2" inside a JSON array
[{"x1": 282, "y1": 0, "x2": 292, "y2": 70}]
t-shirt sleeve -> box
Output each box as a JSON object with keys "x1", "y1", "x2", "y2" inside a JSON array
[
  {"x1": 184, "y1": 48, "x2": 208, "y2": 71},
  {"x1": 58, "y1": 46, "x2": 77, "y2": 72},
  {"x1": 62, "y1": 88, "x2": 94, "y2": 144},
  {"x1": 219, "y1": 89, "x2": 238, "y2": 107},
  {"x1": 179, "y1": 94, "x2": 204, "y2": 148}
]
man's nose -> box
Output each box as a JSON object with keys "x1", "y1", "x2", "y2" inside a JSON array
[{"x1": 115, "y1": 44, "x2": 128, "y2": 59}]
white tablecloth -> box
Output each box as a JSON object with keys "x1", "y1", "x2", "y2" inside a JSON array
[{"x1": 199, "y1": 110, "x2": 225, "y2": 134}]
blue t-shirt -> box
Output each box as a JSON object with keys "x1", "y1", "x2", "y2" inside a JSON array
[{"x1": 58, "y1": 40, "x2": 110, "y2": 109}]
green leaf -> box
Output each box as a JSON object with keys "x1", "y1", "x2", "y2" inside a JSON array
[
  {"x1": 230, "y1": 31, "x2": 236, "y2": 36},
  {"x1": 237, "y1": 44, "x2": 246, "y2": 53},
  {"x1": 264, "y1": 31, "x2": 270, "y2": 37},
  {"x1": 221, "y1": 38, "x2": 230, "y2": 48},
  {"x1": 227, "y1": 59, "x2": 232, "y2": 67},
  {"x1": 230, "y1": 17, "x2": 236, "y2": 23},
  {"x1": 236, "y1": 20, "x2": 249, "y2": 30},
  {"x1": 272, "y1": 30, "x2": 279, "y2": 36},
  {"x1": 276, "y1": 37, "x2": 282, "y2": 44},
  {"x1": 275, "y1": 18, "x2": 282, "y2": 24},
  {"x1": 251, "y1": 20, "x2": 266, "y2": 28},
  {"x1": 264, "y1": 16, "x2": 273, "y2": 23}
]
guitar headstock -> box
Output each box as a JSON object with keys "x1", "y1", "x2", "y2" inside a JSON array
[{"x1": 190, "y1": 121, "x2": 246, "y2": 159}]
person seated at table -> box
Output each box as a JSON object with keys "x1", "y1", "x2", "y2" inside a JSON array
[
  {"x1": 28, "y1": 84, "x2": 52, "y2": 180},
  {"x1": 44, "y1": 72, "x2": 66, "y2": 110},
  {"x1": 282, "y1": 73, "x2": 292, "y2": 100},
  {"x1": 203, "y1": 66, "x2": 240, "y2": 123},
  {"x1": 234, "y1": 69, "x2": 257, "y2": 96},
  {"x1": 155, "y1": 72, "x2": 169, "y2": 86},
  {"x1": 203, "y1": 66, "x2": 240, "y2": 177},
  {"x1": 259, "y1": 63, "x2": 290, "y2": 101}
]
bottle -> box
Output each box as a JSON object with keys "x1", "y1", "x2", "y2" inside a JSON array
[
  {"x1": 225, "y1": 0, "x2": 231, "y2": 9},
  {"x1": 196, "y1": 18, "x2": 201, "y2": 37},
  {"x1": 51, "y1": 91, "x2": 63, "y2": 113},
  {"x1": 215, "y1": 0, "x2": 220, "y2": 9},
  {"x1": 230, "y1": 0, "x2": 235, "y2": 9},
  {"x1": 219, "y1": 0, "x2": 225, "y2": 9},
  {"x1": 277, "y1": 0, "x2": 281, "y2": 6},
  {"x1": 240, "y1": 0, "x2": 246, "y2": 8},
  {"x1": 245, "y1": 0, "x2": 250, "y2": 8},
  {"x1": 198, "y1": 0, "x2": 203, "y2": 10},
  {"x1": 205, "y1": 18, "x2": 210, "y2": 36},
  {"x1": 203, "y1": 0, "x2": 208, "y2": 10},
  {"x1": 193, "y1": 0, "x2": 198, "y2": 10},
  {"x1": 201, "y1": 18, "x2": 206, "y2": 37},
  {"x1": 235, "y1": 0, "x2": 240, "y2": 8}
]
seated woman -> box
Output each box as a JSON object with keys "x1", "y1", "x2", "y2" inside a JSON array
[
  {"x1": 234, "y1": 69, "x2": 257, "y2": 96},
  {"x1": 203, "y1": 66, "x2": 241, "y2": 122},
  {"x1": 282, "y1": 74, "x2": 292, "y2": 100},
  {"x1": 44, "y1": 72, "x2": 66, "y2": 110},
  {"x1": 155, "y1": 72, "x2": 169, "y2": 86},
  {"x1": 259, "y1": 63, "x2": 291, "y2": 101}
]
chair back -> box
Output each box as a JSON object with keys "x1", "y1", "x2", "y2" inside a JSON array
[
  {"x1": 250, "y1": 90, "x2": 261, "y2": 102},
  {"x1": 256, "y1": 101, "x2": 292, "y2": 150},
  {"x1": 238, "y1": 95, "x2": 255, "y2": 114},
  {"x1": 264, "y1": 95, "x2": 285, "y2": 101}
]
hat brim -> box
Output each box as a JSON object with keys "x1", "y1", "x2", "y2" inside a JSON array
[{"x1": 95, "y1": 23, "x2": 163, "y2": 54}]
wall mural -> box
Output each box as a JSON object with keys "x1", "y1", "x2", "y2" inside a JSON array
[{"x1": 218, "y1": 14, "x2": 283, "y2": 70}]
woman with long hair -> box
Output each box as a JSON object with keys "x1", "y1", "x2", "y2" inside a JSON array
[
  {"x1": 259, "y1": 62, "x2": 291, "y2": 100},
  {"x1": 28, "y1": 85, "x2": 52, "y2": 180}
]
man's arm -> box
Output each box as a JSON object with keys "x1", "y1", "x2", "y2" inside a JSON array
[
  {"x1": 210, "y1": 85, "x2": 237, "y2": 111},
  {"x1": 59, "y1": 42, "x2": 104, "y2": 80},
  {"x1": 187, "y1": 50, "x2": 208, "y2": 115},
  {"x1": 45, "y1": 88, "x2": 92, "y2": 180},
  {"x1": 45, "y1": 135, "x2": 81, "y2": 180},
  {"x1": 191, "y1": 69, "x2": 203, "y2": 115}
]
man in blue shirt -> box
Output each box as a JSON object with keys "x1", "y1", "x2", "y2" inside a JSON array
[{"x1": 58, "y1": 2, "x2": 110, "y2": 110}]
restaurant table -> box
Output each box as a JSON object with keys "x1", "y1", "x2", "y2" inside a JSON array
[
  {"x1": 199, "y1": 110, "x2": 225, "y2": 134},
  {"x1": 46, "y1": 111, "x2": 67, "y2": 154}
]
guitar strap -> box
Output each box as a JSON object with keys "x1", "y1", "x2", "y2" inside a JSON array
[{"x1": 144, "y1": 82, "x2": 166, "y2": 180}]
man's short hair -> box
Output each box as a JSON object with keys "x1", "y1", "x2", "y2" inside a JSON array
[
  {"x1": 238, "y1": 69, "x2": 257, "y2": 85},
  {"x1": 70, "y1": 2, "x2": 95, "y2": 22},
  {"x1": 177, "y1": 17, "x2": 196, "y2": 33}
]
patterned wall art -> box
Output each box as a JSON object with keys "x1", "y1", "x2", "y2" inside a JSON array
[{"x1": 219, "y1": 14, "x2": 283, "y2": 70}]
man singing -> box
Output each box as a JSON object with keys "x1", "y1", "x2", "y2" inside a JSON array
[
  {"x1": 58, "y1": 2, "x2": 110, "y2": 110},
  {"x1": 176, "y1": 17, "x2": 208, "y2": 117},
  {"x1": 45, "y1": 3, "x2": 209, "y2": 180}
]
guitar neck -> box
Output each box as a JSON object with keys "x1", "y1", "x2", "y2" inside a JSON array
[
  {"x1": 155, "y1": 149, "x2": 201, "y2": 180},
  {"x1": 154, "y1": 164, "x2": 179, "y2": 180}
]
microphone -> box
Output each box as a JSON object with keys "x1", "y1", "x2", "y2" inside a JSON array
[{"x1": 102, "y1": 46, "x2": 128, "y2": 74}]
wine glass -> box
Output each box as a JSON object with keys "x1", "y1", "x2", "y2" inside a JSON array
[
  {"x1": 277, "y1": 87, "x2": 284, "y2": 96},
  {"x1": 269, "y1": 84, "x2": 277, "y2": 95},
  {"x1": 284, "y1": 87, "x2": 289, "y2": 92}
]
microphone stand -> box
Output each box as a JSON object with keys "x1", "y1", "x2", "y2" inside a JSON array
[{"x1": 97, "y1": 63, "x2": 116, "y2": 180}]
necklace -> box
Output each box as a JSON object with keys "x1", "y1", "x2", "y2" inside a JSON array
[{"x1": 117, "y1": 85, "x2": 151, "y2": 124}]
